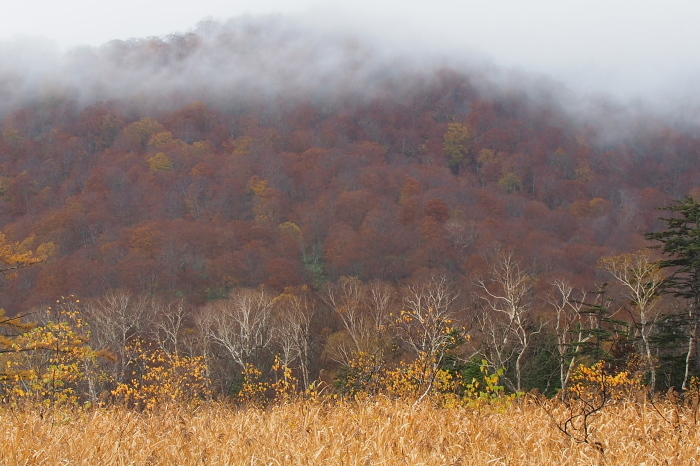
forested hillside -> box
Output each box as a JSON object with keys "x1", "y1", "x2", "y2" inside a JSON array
[{"x1": 1, "y1": 17, "x2": 699, "y2": 397}]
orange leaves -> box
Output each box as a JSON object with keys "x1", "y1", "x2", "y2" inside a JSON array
[
  {"x1": 127, "y1": 223, "x2": 164, "y2": 257},
  {"x1": 422, "y1": 198, "x2": 449, "y2": 224},
  {"x1": 399, "y1": 176, "x2": 422, "y2": 204},
  {"x1": 189, "y1": 161, "x2": 214, "y2": 178},
  {"x1": 247, "y1": 176, "x2": 285, "y2": 223}
]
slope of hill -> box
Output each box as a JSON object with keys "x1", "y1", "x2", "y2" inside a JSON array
[{"x1": 0, "y1": 17, "x2": 698, "y2": 314}]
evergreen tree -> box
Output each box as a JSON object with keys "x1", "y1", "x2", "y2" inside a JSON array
[{"x1": 645, "y1": 196, "x2": 700, "y2": 389}]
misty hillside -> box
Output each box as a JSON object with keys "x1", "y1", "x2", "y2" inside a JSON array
[
  {"x1": 0, "y1": 16, "x2": 698, "y2": 313},
  {"x1": 0, "y1": 16, "x2": 437, "y2": 115}
]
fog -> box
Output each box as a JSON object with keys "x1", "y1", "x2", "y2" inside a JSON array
[
  {"x1": 1, "y1": 17, "x2": 433, "y2": 111},
  {"x1": 1, "y1": 2, "x2": 700, "y2": 130}
]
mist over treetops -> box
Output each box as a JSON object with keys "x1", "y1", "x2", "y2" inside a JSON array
[{"x1": 0, "y1": 16, "x2": 698, "y2": 313}]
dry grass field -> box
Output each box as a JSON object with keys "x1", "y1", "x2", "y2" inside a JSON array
[{"x1": 1, "y1": 397, "x2": 698, "y2": 465}]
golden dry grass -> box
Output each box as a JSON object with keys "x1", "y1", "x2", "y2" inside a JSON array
[{"x1": 0, "y1": 398, "x2": 698, "y2": 465}]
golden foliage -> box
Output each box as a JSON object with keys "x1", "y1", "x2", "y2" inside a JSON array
[
  {"x1": 0, "y1": 297, "x2": 105, "y2": 406},
  {"x1": 477, "y1": 148, "x2": 496, "y2": 166},
  {"x1": 498, "y1": 172, "x2": 523, "y2": 193},
  {"x1": 0, "y1": 309, "x2": 34, "y2": 354},
  {"x1": 229, "y1": 135, "x2": 252, "y2": 155},
  {"x1": 111, "y1": 340, "x2": 209, "y2": 410},
  {"x1": 147, "y1": 152, "x2": 173, "y2": 171},
  {"x1": 246, "y1": 176, "x2": 280, "y2": 222},
  {"x1": 270, "y1": 356, "x2": 300, "y2": 402},
  {"x1": 382, "y1": 354, "x2": 458, "y2": 399},
  {"x1": 236, "y1": 363, "x2": 268, "y2": 406},
  {"x1": 277, "y1": 221, "x2": 303, "y2": 245},
  {"x1": 443, "y1": 122, "x2": 472, "y2": 169},
  {"x1": 334, "y1": 351, "x2": 383, "y2": 397},
  {"x1": 0, "y1": 233, "x2": 55, "y2": 277},
  {"x1": 568, "y1": 360, "x2": 644, "y2": 402},
  {"x1": 147, "y1": 131, "x2": 175, "y2": 148}
]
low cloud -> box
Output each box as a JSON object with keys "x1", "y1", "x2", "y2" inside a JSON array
[{"x1": 0, "y1": 12, "x2": 699, "y2": 137}]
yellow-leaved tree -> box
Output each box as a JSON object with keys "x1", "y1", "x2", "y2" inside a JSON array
[
  {"x1": 443, "y1": 122, "x2": 472, "y2": 175},
  {"x1": 3, "y1": 297, "x2": 108, "y2": 406},
  {"x1": 0, "y1": 232, "x2": 56, "y2": 389},
  {"x1": 0, "y1": 233, "x2": 54, "y2": 278}
]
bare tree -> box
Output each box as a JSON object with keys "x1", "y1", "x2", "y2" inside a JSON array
[
  {"x1": 191, "y1": 309, "x2": 219, "y2": 395},
  {"x1": 598, "y1": 250, "x2": 664, "y2": 392},
  {"x1": 153, "y1": 298, "x2": 190, "y2": 355},
  {"x1": 475, "y1": 307, "x2": 519, "y2": 389},
  {"x1": 365, "y1": 280, "x2": 397, "y2": 339},
  {"x1": 399, "y1": 277, "x2": 459, "y2": 357},
  {"x1": 476, "y1": 251, "x2": 541, "y2": 392},
  {"x1": 202, "y1": 288, "x2": 275, "y2": 371},
  {"x1": 546, "y1": 279, "x2": 590, "y2": 393},
  {"x1": 323, "y1": 277, "x2": 395, "y2": 365},
  {"x1": 397, "y1": 276, "x2": 463, "y2": 402},
  {"x1": 273, "y1": 287, "x2": 317, "y2": 390},
  {"x1": 83, "y1": 291, "x2": 156, "y2": 383},
  {"x1": 444, "y1": 218, "x2": 479, "y2": 257},
  {"x1": 324, "y1": 277, "x2": 369, "y2": 357}
]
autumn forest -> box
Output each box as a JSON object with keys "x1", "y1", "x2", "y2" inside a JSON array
[{"x1": 1, "y1": 17, "x2": 700, "y2": 448}]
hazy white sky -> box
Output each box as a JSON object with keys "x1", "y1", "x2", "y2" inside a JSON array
[{"x1": 3, "y1": 0, "x2": 700, "y2": 98}]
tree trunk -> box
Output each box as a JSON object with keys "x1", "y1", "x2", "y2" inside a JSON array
[{"x1": 682, "y1": 313, "x2": 697, "y2": 391}]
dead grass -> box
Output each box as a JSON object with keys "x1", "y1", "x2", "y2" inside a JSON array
[{"x1": 0, "y1": 397, "x2": 698, "y2": 465}]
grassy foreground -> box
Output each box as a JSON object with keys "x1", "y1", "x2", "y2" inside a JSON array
[{"x1": 1, "y1": 397, "x2": 698, "y2": 465}]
